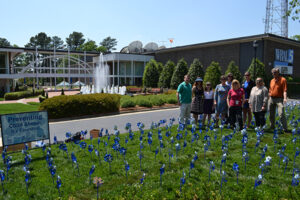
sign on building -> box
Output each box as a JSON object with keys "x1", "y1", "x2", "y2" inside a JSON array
[
  {"x1": 274, "y1": 49, "x2": 294, "y2": 75},
  {"x1": 1, "y1": 111, "x2": 49, "y2": 146}
]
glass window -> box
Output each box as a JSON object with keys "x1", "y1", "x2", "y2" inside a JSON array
[
  {"x1": 0, "y1": 53, "x2": 6, "y2": 74},
  {"x1": 135, "y1": 62, "x2": 144, "y2": 76},
  {"x1": 119, "y1": 62, "x2": 125, "y2": 75},
  {"x1": 120, "y1": 77, "x2": 125, "y2": 85},
  {"x1": 114, "y1": 62, "x2": 118, "y2": 75},
  {"x1": 126, "y1": 62, "x2": 131, "y2": 76}
]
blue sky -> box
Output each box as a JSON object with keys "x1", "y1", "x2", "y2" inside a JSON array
[{"x1": 0, "y1": 0, "x2": 299, "y2": 51}]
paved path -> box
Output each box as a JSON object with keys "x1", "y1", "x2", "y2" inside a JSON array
[{"x1": 49, "y1": 108, "x2": 180, "y2": 143}]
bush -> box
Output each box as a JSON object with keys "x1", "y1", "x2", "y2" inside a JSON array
[
  {"x1": 203, "y1": 61, "x2": 222, "y2": 88},
  {"x1": 158, "y1": 60, "x2": 175, "y2": 88},
  {"x1": 166, "y1": 97, "x2": 178, "y2": 104},
  {"x1": 121, "y1": 100, "x2": 136, "y2": 108},
  {"x1": 188, "y1": 58, "x2": 204, "y2": 85},
  {"x1": 137, "y1": 99, "x2": 152, "y2": 107},
  {"x1": 246, "y1": 58, "x2": 267, "y2": 83},
  {"x1": 150, "y1": 97, "x2": 165, "y2": 106},
  {"x1": 39, "y1": 95, "x2": 46, "y2": 103},
  {"x1": 225, "y1": 61, "x2": 242, "y2": 83},
  {"x1": 170, "y1": 58, "x2": 188, "y2": 89},
  {"x1": 143, "y1": 59, "x2": 160, "y2": 87},
  {"x1": 4, "y1": 89, "x2": 44, "y2": 100},
  {"x1": 39, "y1": 93, "x2": 121, "y2": 119}
]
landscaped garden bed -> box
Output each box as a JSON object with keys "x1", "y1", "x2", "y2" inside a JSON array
[{"x1": 0, "y1": 102, "x2": 299, "y2": 199}]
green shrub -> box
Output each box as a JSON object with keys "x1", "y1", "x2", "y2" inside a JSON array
[
  {"x1": 158, "y1": 60, "x2": 175, "y2": 88},
  {"x1": 4, "y1": 89, "x2": 44, "y2": 100},
  {"x1": 137, "y1": 99, "x2": 152, "y2": 107},
  {"x1": 225, "y1": 61, "x2": 242, "y2": 83},
  {"x1": 170, "y1": 58, "x2": 188, "y2": 89},
  {"x1": 143, "y1": 59, "x2": 160, "y2": 87},
  {"x1": 188, "y1": 58, "x2": 204, "y2": 85},
  {"x1": 246, "y1": 58, "x2": 267, "y2": 83},
  {"x1": 121, "y1": 100, "x2": 136, "y2": 108},
  {"x1": 150, "y1": 97, "x2": 164, "y2": 106},
  {"x1": 39, "y1": 93, "x2": 121, "y2": 119},
  {"x1": 166, "y1": 97, "x2": 177, "y2": 104},
  {"x1": 203, "y1": 61, "x2": 222, "y2": 88}
]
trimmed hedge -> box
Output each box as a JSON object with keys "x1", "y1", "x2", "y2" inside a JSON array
[
  {"x1": 4, "y1": 89, "x2": 44, "y2": 100},
  {"x1": 39, "y1": 93, "x2": 121, "y2": 119},
  {"x1": 121, "y1": 100, "x2": 136, "y2": 108}
]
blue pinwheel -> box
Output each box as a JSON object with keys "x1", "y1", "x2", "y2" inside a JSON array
[
  {"x1": 56, "y1": 175, "x2": 62, "y2": 197},
  {"x1": 25, "y1": 170, "x2": 31, "y2": 194},
  {"x1": 88, "y1": 145, "x2": 94, "y2": 159},
  {"x1": 81, "y1": 130, "x2": 88, "y2": 139},
  {"x1": 119, "y1": 147, "x2": 126, "y2": 162},
  {"x1": 208, "y1": 161, "x2": 215, "y2": 182},
  {"x1": 89, "y1": 165, "x2": 96, "y2": 184},
  {"x1": 264, "y1": 156, "x2": 272, "y2": 166},
  {"x1": 259, "y1": 144, "x2": 268, "y2": 166},
  {"x1": 220, "y1": 153, "x2": 227, "y2": 174},
  {"x1": 6, "y1": 156, "x2": 12, "y2": 180},
  {"x1": 125, "y1": 161, "x2": 130, "y2": 180},
  {"x1": 189, "y1": 159, "x2": 195, "y2": 177},
  {"x1": 148, "y1": 137, "x2": 153, "y2": 150},
  {"x1": 243, "y1": 151, "x2": 250, "y2": 170},
  {"x1": 193, "y1": 151, "x2": 198, "y2": 161},
  {"x1": 95, "y1": 149, "x2": 101, "y2": 166},
  {"x1": 66, "y1": 132, "x2": 72, "y2": 139},
  {"x1": 71, "y1": 152, "x2": 80, "y2": 175},
  {"x1": 93, "y1": 177, "x2": 104, "y2": 200},
  {"x1": 233, "y1": 162, "x2": 239, "y2": 184},
  {"x1": 24, "y1": 154, "x2": 32, "y2": 167},
  {"x1": 175, "y1": 143, "x2": 180, "y2": 160},
  {"x1": 180, "y1": 171, "x2": 186, "y2": 195},
  {"x1": 159, "y1": 140, "x2": 164, "y2": 153},
  {"x1": 283, "y1": 156, "x2": 289, "y2": 174},
  {"x1": 220, "y1": 171, "x2": 227, "y2": 193},
  {"x1": 125, "y1": 122, "x2": 131, "y2": 131},
  {"x1": 293, "y1": 148, "x2": 300, "y2": 171},
  {"x1": 204, "y1": 143, "x2": 208, "y2": 159},
  {"x1": 49, "y1": 165, "x2": 56, "y2": 184},
  {"x1": 160, "y1": 164, "x2": 165, "y2": 187},
  {"x1": 53, "y1": 136, "x2": 58, "y2": 144},
  {"x1": 138, "y1": 150, "x2": 144, "y2": 171},
  {"x1": 292, "y1": 174, "x2": 299, "y2": 186},
  {"x1": 155, "y1": 147, "x2": 159, "y2": 162},
  {"x1": 140, "y1": 173, "x2": 146, "y2": 191},
  {"x1": 183, "y1": 140, "x2": 187, "y2": 153},
  {"x1": 254, "y1": 174, "x2": 263, "y2": 189},
  {"x1": 104, "y1": 153, "x2": 113, "y2": 173},
  {"x1": 0, "y1": 169, "x2": 5, "y2": 193},
  {"x1": 168, "y1": 149, "x2": 173, "y2": 168}
]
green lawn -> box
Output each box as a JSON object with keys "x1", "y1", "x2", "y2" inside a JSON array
[
  {"x1": 0, "y1": 102, "x2": 40, "y2": 115},
  {"x1": 0, "y1": 104, "x2": 299, "y2": 199},
  {"x1": 0, "y1": 98, "x2": 4, "y2": 101}
]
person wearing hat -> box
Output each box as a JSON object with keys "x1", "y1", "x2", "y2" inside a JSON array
[
  {"x1": 177, "y1": 74, "x2": 192, "y2": 125},
  {"x1": 191, "y1": 77, "x2": 204, "y2": 124}
]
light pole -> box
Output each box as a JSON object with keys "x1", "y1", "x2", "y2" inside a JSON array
[{"x1": 253, "y1": 40, "x2": 258, "y2": 79}]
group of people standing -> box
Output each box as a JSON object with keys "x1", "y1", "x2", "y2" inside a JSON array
[{"x1": 177, "y1": 67, "x2": 289, "y2": 132}]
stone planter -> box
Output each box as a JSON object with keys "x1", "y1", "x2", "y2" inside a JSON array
[{"x1": 90, "y1": 129, "x2": 100, "y2": 138}]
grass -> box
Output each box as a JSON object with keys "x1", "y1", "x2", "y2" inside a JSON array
[
  {"x1": 0, "y1": 98, "x2": 4, "y2": 101},
  {"x1": 0, "y1": 103, "x2": 40, "y2": 115},
  {"x1": 0, "y1": 104, "x2": 299, "y2": 199}
]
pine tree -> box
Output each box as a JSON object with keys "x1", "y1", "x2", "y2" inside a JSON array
[
  {"x1": 203, "y1": 61, "x2": 222, "y2": 88},
  {"x1": 170, "y1": 58, "x2": 188, "y2": 89},
  {"x1": 247, "y1": 58, "x2": 267, "y2": 83},
  {"x1": 143, "y1": 59, "x2": 160, "y2": 87},
  {"x1": 158, "y1": 60, "x2": 175, "y2": 88},
  {"x1": 225, "y1": 61, "x2": 242, "y2": 82},
  {"x1": 188, "y1": 58, "x2": 204, "y2": 85}
]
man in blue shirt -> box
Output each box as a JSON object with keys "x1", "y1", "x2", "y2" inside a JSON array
[{"x1": 177, "y1": 75, "x2": 192, "y2": 125}]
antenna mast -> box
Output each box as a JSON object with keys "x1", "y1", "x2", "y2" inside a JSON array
[{"x1": 264, "y1": 0, "x2": 288, "y2": 37}]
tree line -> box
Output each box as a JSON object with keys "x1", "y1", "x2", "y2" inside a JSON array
[
  {"x1": 143, "y1": 58, "x2": 267, "y2": 89},
  {"x1": 0, "y1": 32, "x2": 117, "y2": 53}
]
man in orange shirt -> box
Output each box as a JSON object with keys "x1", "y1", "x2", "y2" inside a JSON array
[{"x1": 268, "y1": 68, "x2": 288, "y2": 132}]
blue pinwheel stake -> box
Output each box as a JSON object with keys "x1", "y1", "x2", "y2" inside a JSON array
[
  {"x1": 125, "y1": 161, "x2": 130, "y2": 180},
  {"x1": 220, "y1": 171, "x2": 227, "y2": 194},
  {"x1": 25, "y1": 170, "x2": 31, "y2": 195},
  {"x1": 233, "y1": 162, "x2": 239, "y2": 184},
  {"x1": 259, "y1": 144, "x2": 268, "y2": 166},
  {"x1": 160, "y1": 164, "x2": 165, "y2": 187},
  {"x1": 180, "y1": 171, "x2": 186, "y2": 195},
  {"x1": 292, "y1": 174, "x2": 299, "y2": 186},
  {"x1": 53, "y1": 136, "x2": 58, "y2": 144},
  {"x1": 175, "y1": 143, "x2": 180, "y2": 160},
  {"x1": 283, "y1": 156, "x2": 289, "y2": 174},
  {"x1": 56, "y1": 175, "x2": 62, "y2": 197},
  {"x1": 140, "y1": 173, "x2": 146, "y2": 191},
  {"x1": 148, "y1": 137, "x2": 152, "y2": 150},
  {"x1": 208, "y1": 161, "x2": 215, "y2": 182},
  {"x1": 89, "y1": 165, "x2": 96, "y2": 184},
  {"x1": 183, "y1": 140, "x2": 187, "y2": 153},
  {"x1": 189, "y1": 159, "x2": 195, "y2": 178},
  {"x1": 0, "y1": 170, "x2": 5, "y2": 194},
  {"x1": 71, "y1": 152, "x2": 80, "y2": 175},
  {"x1": 104, "y1": 153, "x2": 113, "y2": 173},
  {"x1": 93, "y1": 177, "x2": 104, "y2": 200},
  {"x1": 5, "y1": 156, "x2": 12, "y2": 180},
  {"x1": 49, "y1": 165, "x2": 56, "y2": 184},
  {"x1": 95, "y1": 149, "x2": 101, "y2": 166},
  {"x1": 155, "y1": 147, "x2": 159, "y2": 162},
  {"x1": 88, "y1": 145, "x2": 94, "y2": 159},
  {"x1": 204, "y1": 143, "x2": 208, "y2": 159},
  {"x1": 254, "y1": 174, "x2": 263, "y2": 189},
  {"x1": 220, "y1": 153, "x2": 227, "y2": 174},
  {"x1": 293, "y1": 148, "x2": 300, "y2": 172}
]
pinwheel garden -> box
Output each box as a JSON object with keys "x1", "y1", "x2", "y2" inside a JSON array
[{"x1": 0, "y1": 102, "x2": 300, "y2": 199}]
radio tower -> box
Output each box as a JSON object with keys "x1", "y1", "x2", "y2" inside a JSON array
[{"x1": 264, "y1": 0, "x2": 288, "y2": 37}]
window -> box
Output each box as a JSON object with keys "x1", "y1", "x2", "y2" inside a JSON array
[
  {"x1": 135, "y1": 62, "x2": 144, "y2": 76},
  {"x1": 0, "y1": 53, "x2": 6, "y2": 74}
]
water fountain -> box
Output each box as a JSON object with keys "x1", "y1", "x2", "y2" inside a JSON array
[{"x1": 80, "y1": 53, "x2": 127, "y2": 95}]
